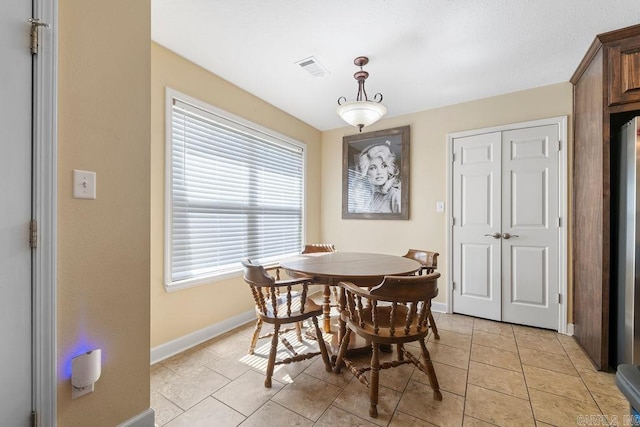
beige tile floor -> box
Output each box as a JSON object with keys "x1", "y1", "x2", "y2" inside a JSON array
[{"x1": 151, "y1": 312, "x2": 631, "y2": 427}]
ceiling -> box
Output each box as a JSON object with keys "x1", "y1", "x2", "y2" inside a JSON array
[{"x1": 152, "y1": 1, "x2": 640, "y2": 131}]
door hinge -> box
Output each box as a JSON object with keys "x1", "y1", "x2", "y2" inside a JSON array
[
  {"x1": 29, "y1": 219, "x2": 37, "y2": 249},
  {"x1": 558, "y1": 140, "x2": 562, "y2": 151},
  {"x1": 452, "y1": 281, "x2": 456, "y2": 291},
  {"x1": 452, "y1": 152, "x2": 456, "y2": 162},
  {"x1": 451, "y1": 217, "x2": 456, "y2": 226},
  {"x1": 29, "y1": 18, "x2": 49, "y2": 55},
  {"x1": 31, "y1": 411, "x2": 38, "y2": 427},
  {"x1": 558, "y1": 217, "x2": 562, "y2": 227},
  {"x1": 558, "y1": 293, "x2": 562, "y2": 304}
]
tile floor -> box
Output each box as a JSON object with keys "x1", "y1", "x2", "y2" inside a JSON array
[{"x1": 151, "y1": 312, "x2": 631, "y2": 427}]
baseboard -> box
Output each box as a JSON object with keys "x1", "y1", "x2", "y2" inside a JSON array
[
  {"x1": 432, "y1": 301, "x2": 446, "y2": 314},
  {"x1": 117, "y1": 408, "x2": 155, "y2": 427},
  {"x1": 150, "y1": 310, "x2": 255, "y2": 365},
  {"x1": 566, "y1": 323, "x2": 574, "y2": 336}
]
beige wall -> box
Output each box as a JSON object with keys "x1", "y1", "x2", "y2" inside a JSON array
[
  {"x1": 57, "y1": 0, "x2": 151, "y2": 425},
  {"x1": 321, "y1": 83, "x2": 573, "y2": 312},
  {"x1": 150, "y1": 43, "x2": 323, "y2": 347}
]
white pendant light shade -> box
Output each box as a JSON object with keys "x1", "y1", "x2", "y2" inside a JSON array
[{"x1": 336, "y1": 101, "x2": 387, "y2": 130}]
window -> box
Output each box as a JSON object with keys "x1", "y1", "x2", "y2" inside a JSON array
[{"x1": 165, "y1": 90, "x2": 305, "y2": 290}]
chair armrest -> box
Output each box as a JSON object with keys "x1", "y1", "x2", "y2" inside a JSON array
[
  {"x1": 338, "y1": 281, "x2": 372, "y2": 297},
  {"x1": 273, "y1": 277, "x2": 314, "y2": 287},
  {"x1": 264, "y1": 265, "x2": 281, "y2": 280}
]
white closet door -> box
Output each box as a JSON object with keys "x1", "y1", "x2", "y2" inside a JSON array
[
  {"x1": 452, "y1": 132, "x2": 502, "y2": 320},
  {"x1": 451, "y1": 123, "x2": 560, "y2": 330},
  {"x1": 501, "y1": 125, "x2": 559, "y2": 329}
]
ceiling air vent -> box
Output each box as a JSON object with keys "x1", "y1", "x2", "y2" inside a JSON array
[{"x1": 295, "y1": 56, "x2": 329, "y2": 77}]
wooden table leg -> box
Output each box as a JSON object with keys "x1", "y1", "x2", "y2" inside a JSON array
[{"x1": 330, "y1": 285, "x2": 370, "y2": 357}]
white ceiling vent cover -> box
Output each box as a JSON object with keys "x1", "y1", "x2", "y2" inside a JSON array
[{"x1": 295, "y1": 56, "x2": 329, "y2": 77}]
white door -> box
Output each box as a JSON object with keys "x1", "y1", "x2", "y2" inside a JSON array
[
  {"x1": 1, "y1": 1, "x2": 34, "y2": 425},
  {"x1": 501, "y1": 126, "x2": 559, "y2": 329},
  {"x1": 451, "y1": 131, "x2": 502, "y2": 321},
  {"x1": 452, "y1": 123, "x2": 560, "y2": 329}
]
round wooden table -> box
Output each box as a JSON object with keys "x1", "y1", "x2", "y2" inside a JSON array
[{"x1": 280, "y1": 252, "x2": 421, "y2": 336}]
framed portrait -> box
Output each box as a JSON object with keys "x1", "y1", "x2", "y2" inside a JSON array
[{"x1": 342, "y1": 125, "x2": 410, "y2": 220}]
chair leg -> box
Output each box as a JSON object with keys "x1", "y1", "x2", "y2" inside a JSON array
[
  {"x1": 322, "y1": 285, "x2": 332, "y2": 333},
  {"x1": 397, "y1": 343, "x2": 404, "y2": 361},
  {"x1": 369, "y1": 342, "x2": 380, "y2": 418},
  {"x1": 265, "y1": 323, "x2": 280, "y2": 388},
  {"x1": 312, "y1": 316, "x2": 332, "y2": 371},
  {"x1": 295, "y1": 321, "x2": 302, "y2": 341},
  {"x1": 428, "y1": 312, "x2": 440, "y2": 339},
  {"x1": 419, "y1": 339, "x2": 442, "y2": 401},
  {"x1": 333, "y1": 328, "x2": 352, "y2": 374},
  {"x1": 249, "y1": 319, "x2": 263, "y2": 355}
]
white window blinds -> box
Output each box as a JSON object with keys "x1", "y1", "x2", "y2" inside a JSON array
[{"x1": 166, "y1": 95, "x2": 304, "y2": 288}]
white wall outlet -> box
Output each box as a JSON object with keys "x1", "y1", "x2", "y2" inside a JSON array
[
  {"x1": 73, "y1": 170, "x2": 96, "y2": 199},
  {"x1": 436, "y1": 201, "x2": 445, "y2": 213}
]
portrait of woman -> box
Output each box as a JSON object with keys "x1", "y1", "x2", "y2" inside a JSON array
[
  {"x1": 342, "y1": 126, "x2": 409, "y2": 220},
  {"x1": 358, "y1": 142, "x2": 401, "y2": 213}
]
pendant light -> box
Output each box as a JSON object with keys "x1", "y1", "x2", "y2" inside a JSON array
[{"x1": 336, "y1": 56, "x2": 387, "y2": 132}]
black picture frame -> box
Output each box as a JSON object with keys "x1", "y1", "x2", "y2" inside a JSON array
[{"x1": 342, "y1": 125, "x2": 410, "y2": 220}]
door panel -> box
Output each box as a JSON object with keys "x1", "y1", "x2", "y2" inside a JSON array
[
  {"x1": 510, "y1": 246, "x2": 547, "y2": 304},
  {"x1": 511, "y1": 169, "x2": 546, "y2": 227},
  {"x1": 502, "y1": 125, "x2": 559, "y2": 329},
  {"x1": 461, "y1": 243, "x2": 493, "y2": 297},
  {"x1": 0, "y1": 1, "x2": 33, "y2": 425},
  {"x1": 452, "y1": 132, "x2": 501, "y2": 320}
]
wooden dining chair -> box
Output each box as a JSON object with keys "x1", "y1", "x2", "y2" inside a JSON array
[
  {"x1": 302, "y1": 244, "x2": 337, "y2": 332},
  {"x1": 302, "y1": 243, "x2": 336, "y2": 254},
  {"x1": 403, "y1": 249, "x2": 439, "y2": 274},
  {"x1": 403, "y1": 249, "x2": 440, "y2": 339},
  {"x1": 241, "y1": 259, "x2": 332, "y2": 387},
  {"x1": 333, "y1": 273, "x2": 442, "y2": 418}
]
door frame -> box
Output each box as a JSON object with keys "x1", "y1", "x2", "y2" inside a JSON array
[
  {"x1": 32, "y1": 0, "x2": 57, "y2": 423},
  {"x1": 446, "y1": 116, "x2": 568, "y2": 334}
]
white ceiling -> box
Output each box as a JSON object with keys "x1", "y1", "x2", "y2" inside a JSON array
[{"x1": 152, "y1": 1, "x2": 640, "y2": 131}]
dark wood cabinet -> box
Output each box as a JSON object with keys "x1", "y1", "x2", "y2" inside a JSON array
[
  {"x1": 608, "y1": 33, "x2": 640, "y2": 106},
  {"x1": 572, "y1": 24, "x2": 640, "y2": 370}
]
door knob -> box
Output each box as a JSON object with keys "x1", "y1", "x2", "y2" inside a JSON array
[
  {"x1": 501, "y1": 233, "x2": 519, "y2": 239},
  {"x1": 484, "y1": 232, "x2": 501, "y2": 239}
]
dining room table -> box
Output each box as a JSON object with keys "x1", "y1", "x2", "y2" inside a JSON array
[{"x1": 279, "y1": 251, "x2": 422, "y2": 351}]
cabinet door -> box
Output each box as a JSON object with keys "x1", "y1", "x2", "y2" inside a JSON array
[{"x1": 608, "y1": 34, "x2": 640, "y2": 106}]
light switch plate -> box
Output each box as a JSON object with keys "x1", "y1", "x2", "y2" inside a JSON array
[
  {"x1": 436, "y1": 201, "x2": 445, "y2": 213},
  {"x1": 73, "y1": 170, "x2": 96, "y2": 199}
]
